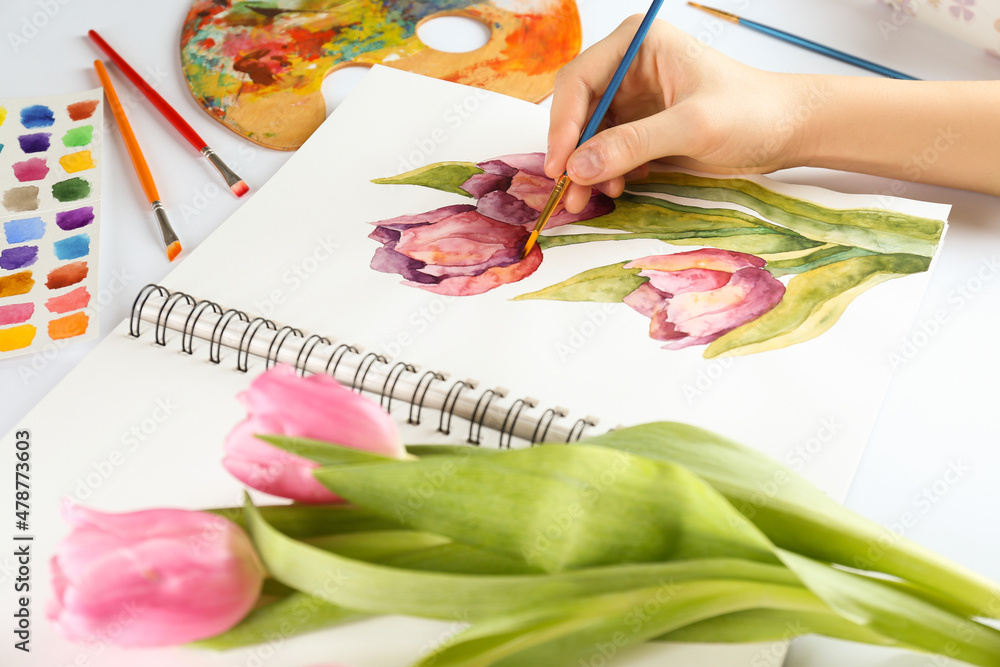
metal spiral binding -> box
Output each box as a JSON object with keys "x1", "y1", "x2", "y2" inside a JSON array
[
  {"x1": 409, "y1": 371, "x2": 446, "y2": 425},
  {"x1": 352, "y1": 352, "x2": 387, "y2": 393},
  {"x1": 236, "y1": 318, "x2": 277, "y2": 372},
  {"x1": 468, "y1": 387, "x2": 507, "y2": 445},
  {"x1": 181, "y1": 300, "x2": 222, "y2": 354},
  {"x1": 530, "y1": 407, "x2": 569, "y2": 444},
  {"x1": 439, "y1": 379, "x2": 477, "y2": 435},
  {"x1": 566, "y1": 417, "x2": 598, "y2": 443},
  {"x1": 499, "y1": 397, "x2": 538, "y2": 449},
  {"x1": 295, "y1": 335, "x2": 331, "y2": 376},
  {"x1": 128, "y1": 284, "x2": 596, "y2": 445},
  {"x1": 380, "y1": 362, "x2": 417, "y2": 414},
  {"x1": 265, "y1": 326, "x2": 303, "y2": 369},
  {"x1": 154, "y1": 292, "x2": 195, "y2": 346},
  {"x1": 325, "y1": 343, "x2": 360, "y2": 378},
  {"x1": 129, "y1": 284, "x2": 168, "y2": 337},
  {"x1": 209, "y1": 309, "x2": 249, "y2": 364}
]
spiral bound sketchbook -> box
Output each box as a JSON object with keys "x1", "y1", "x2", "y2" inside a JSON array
[{"x1": 5, "y1": 66, "x2": 951, "y2": 667}]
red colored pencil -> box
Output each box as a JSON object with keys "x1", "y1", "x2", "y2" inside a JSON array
[{"x1": 88, "y1": 29, "x2": 250, "y2": 198}]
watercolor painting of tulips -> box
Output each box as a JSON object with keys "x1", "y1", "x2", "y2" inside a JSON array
[{"x1": 369, "y1": 153, "x2": 945, "y2": 358}]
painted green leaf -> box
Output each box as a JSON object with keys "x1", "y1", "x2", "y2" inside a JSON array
[
  {"x1": 513, "y1": 262, "x2": 644, "y2": 303},
  {"x1": 766, "y1": 245, "x2": 878, "y2": 276},
  {"x1": 538, "y1": 229, "x2": 820, "y2": 254},
  {"x1": 705, "y1": 253, "x2": 931, "y2": 358},
  {"x1": 371, "y1": 162, "x2": 483, "y2": 197},
  {"x1": 630, "y1": 172, "x2": 944, "y2": 257}
]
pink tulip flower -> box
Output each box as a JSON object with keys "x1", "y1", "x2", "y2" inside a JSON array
[
  {"x1": 623, "y1": 248, "x2": 786, "y2": 349},
  {"x1": 48, "y1": 505, "x2": 264, "y2": 646},
  {"x1": 224, "y1": 365, "x2": 404, "y2": 503}
]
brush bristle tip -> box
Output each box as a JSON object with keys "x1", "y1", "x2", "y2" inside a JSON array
[
  {"x1": 166, "y1": 242, "x2": 182, "y2": 261},
  {"x1": 231, "y1": 181, "x2": 250, "y2": 198}
]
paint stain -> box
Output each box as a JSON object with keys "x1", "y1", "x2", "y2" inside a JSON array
[
  {"x1": 0, "y1": 246, "x2": 39, "y2": 270},
  {"x1": 59, "y1": 151, "x2": 95, "y2": 173},
  {"x1": 48, "y1": 311, "x2": 89, "y2": 340},
  {"x1": 13, "y1": 157, "x2": 49, "y2": 182},
  {"x1": 0, "y1": 106, "x2": 6, "y2": 126},
  {"x1": 0, "y1": 325, "x2": 36, "y2": 352},
  {"x1": 62, "y1": 126, "x2": 94, "y2": 147},
  {"x1": 0, "y1": 303, "x2": 34, "y2": 326},
  {"x1": 45, "y1": 286, "x2": 90, "y2": 314},
  {"x1": 0, "y1": 271, "x2": 35, "y2": 298},
  {"x1": 66, "y1": 99, "x2": 99, "y2": 121},
  {"x1": 18, "y1": 133, "x2": 51, "y2": 153},
  {"x1": 46, "y1": 262, "x2": 87, "y2": 289},
  {"x1": 2, "y1": 186, "x2": 40, "y2": 212},
  {"x1": 20, "y1": 105, "x2": 55, "y2": 129},
  {"x1": 52, "y1": 178, "x2": 91, "y2": 202},
  {"x1": 53, "y1": 234, "x2": 90, "y2": 261},
  {"x1": 4, "y1": 217, "x2": 45, "y2": 243},
  {"x1": 56, "y1": 207, "x2": 94, "y2": 231}
]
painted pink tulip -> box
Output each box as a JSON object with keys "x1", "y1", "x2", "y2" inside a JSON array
[
  {"x1": 623, "y1": 248, "x2": 785, "y2": 349},
  {"x1": 462, "y1": 152, "x2": 614, "y2": 228},
  {"x1": 48, "y1": 505, "x2": 264, "y2": 646},
  {"x1": 370, "y1": 204, "x2": 543, "y2": 296},
  {"x1": 224, "y1": 364, "x2": 404, "y2": 503}
]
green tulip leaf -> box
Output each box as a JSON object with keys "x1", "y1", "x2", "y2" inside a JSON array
[
  {"x1": 629, "y1": 172, "x2": 944, "y2": 257},
  {"x1": 310, "y1": 445, "x2": 779, "y2": 572},
  {"x1": 209, "y1": 502, "x2": 398, "y2": 539},
  {"x1": 705, "y1": 253, "x2": 932, "y2": 358},
  {"x1": 513, "y1": 262, "x2": 645, "y2": 303},
  {"x1": 371, "y1": 162, "x2": 483, "y2": 198},
  {"x1": 581, "y1": 422, "x2": 1000, "y2": 620}
]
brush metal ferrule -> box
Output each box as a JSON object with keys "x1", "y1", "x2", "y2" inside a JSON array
[
  {"x1": 201, "y1": 146, "x2": 243, "y2": 189},
  {"x1": 151, "y1": 201, "x2": 179, "y2": 247}
]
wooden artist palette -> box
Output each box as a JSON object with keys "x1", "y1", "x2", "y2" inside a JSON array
[{"x1": 180, "y1": 0, "x2": 582, "y2": 150}]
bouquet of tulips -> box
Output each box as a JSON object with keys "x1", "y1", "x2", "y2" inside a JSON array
[{"x1": 49, "y1": 365, "x2": 1000, "y2": 666}]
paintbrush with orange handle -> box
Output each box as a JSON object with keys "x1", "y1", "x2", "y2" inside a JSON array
[{"x1": 94, "y1": 59, "x2": 182, "y2": 262}]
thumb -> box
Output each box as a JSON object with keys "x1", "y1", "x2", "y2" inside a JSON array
[{"x1": 565, "y1": 110, "x2": 691, "y2": 185}]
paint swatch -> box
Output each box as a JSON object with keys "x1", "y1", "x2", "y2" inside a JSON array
[
  {"x1": 45, "y1": 286, "x2": 89, "y2": 314},
  {"x1": 59, "y1": 151, "x2": 95, "y2": 173},
  {"x1": 48, "y1": 311, "x2": 89, "y2": 340},
  {"x1": 56, "y1": 207, "x2": 94, "y2": 231},
  {"x1": 52, "y1": 177, "x2": 91, "y2": 202},
  {"x1": 66, "y1": 100, "x2": 99, "y2": 121},
  {"x1": 4, "y1": 217, "x2": 45, "y2": 243},
  {"x1": 0, "y1": 245, "x2": 39, "y2": 270},
  {"x1": 0, "y1": 303, "x2": 34, "y2": 326},
  {"x1": 13, "y1": 158, "x2": 49, "y2": 182},
  {"x1": 46, "y1": 262, "x2": 87, "y2": 289},
  {"x1": 20, "y1": 105, "x2": 55, "y2": 129},
  {"x1": 0, "y1": 271, "x2": 35, "y2": 298},
  {"x1": 18, "y1": 133, "x2": 51, "y2": 153},
  {"x1": 0, "y1": 325, "x2": 36, "y2": 352},
  {"x1": 62, "y1": 125, "x2": 93, "y2": 147},
  {"x1": 1, "y1": 89, "x2": 103, "y2": 357},
  {"x1": 53, "y1": 234, "x2": 90, "y2": 260},
  {"x1": 2, "y1": 186, "x2": 40, "y2": 212}
]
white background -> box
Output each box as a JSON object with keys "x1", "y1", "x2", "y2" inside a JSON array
[{"x1": 1, "y1": 1, "x2": 999, "y2": 666}]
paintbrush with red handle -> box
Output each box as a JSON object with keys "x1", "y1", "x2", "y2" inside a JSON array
[{"x1": 88, "y1": 29, "x2": 250, "y2": 198}]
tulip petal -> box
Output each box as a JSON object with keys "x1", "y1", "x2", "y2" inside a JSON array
[
  {"x1": 480, "y1": 153, "x2": 543, "y2": 175},
  {"x1": 626, "y1": 248, "x2": 766, "y2": 274},
  {"x1": 368, "y1": 204, "x2": 477, "y2": 231},
  {"x1": 461, "y1": 172, "x2": 512, "y2": 198},
  {"x1": 475, "y1": 191, "x2": 540, "y2": 227},
  {"x1": 639, "y1": 268, "x2": 733, "y2": 296},
  {"x1": 623, "y1": 282, "x2": 669, "y2": 318},
  {"x1": 416, "y1": 244, "x2": 543, "y2": 296},
  {"x1": 396, "y1": 212, "x2": 526, "y2": 267},
  {"x1": 668, "y1": 268, "x2": 786, "y2": 338}
]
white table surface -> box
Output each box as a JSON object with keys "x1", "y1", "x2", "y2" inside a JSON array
[{"x1": 2, "y1": 1, "x2": 998, "y2": 665}]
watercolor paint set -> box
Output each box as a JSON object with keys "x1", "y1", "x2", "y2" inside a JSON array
[{"x1": 0, "y1": 89, "x2": 103, "y2": 358}]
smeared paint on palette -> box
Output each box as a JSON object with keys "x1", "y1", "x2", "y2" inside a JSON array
[
  {"x1": 0, "y1": 89, "x2": 103, "y2": 357},
  {"x1": 180, "y1": 0, "x2": 581, "y2": 150}
]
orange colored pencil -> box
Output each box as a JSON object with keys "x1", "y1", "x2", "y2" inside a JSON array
[{"x1": 93, "y1": 59, "x2": 181, "y2": 262}]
